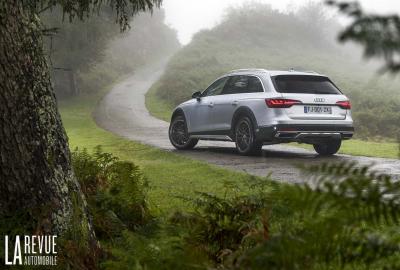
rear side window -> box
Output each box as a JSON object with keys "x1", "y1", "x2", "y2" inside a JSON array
[
  {"x1": 222, "y1": 75, "x2": 264, "y2": 95},
  {"x1": 271, "y1": 75, "x2": 341, "y2": 95},
  {"x1": 247, "y1": 76, "x2": 264, "y2": 93}
]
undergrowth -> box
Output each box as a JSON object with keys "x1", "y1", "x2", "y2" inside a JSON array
[
  {"x1": 64, "y1": 148, "x2": 400, "y2": 269},
  {"x1": 72, "y1": 146, "x2": 151, "y2": 237},
  {"x1": 169, "y1": 162, "x2": 400, "y2": 269},
  {"x1": 3, "y1": 146, "x2": 399, "y2": 269}
]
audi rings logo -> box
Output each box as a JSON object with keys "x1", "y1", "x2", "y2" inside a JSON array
[{"x1": 314, "y1": 98, "x2": 325, "y2": 103}]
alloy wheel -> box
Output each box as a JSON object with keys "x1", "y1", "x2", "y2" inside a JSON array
[
  {"x1": 236, "y1": 120, "x2": 252, "y2": 152},
  {"x1": 170, "y1": 119, "x2": 189, "y2": 146}
]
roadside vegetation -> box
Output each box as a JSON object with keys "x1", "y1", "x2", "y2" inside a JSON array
[
  {"x1": 61, "y1": 87, "x2": 400, "y2": 269},
  {"x1": 61, "y1": 82, "x2": 400, "y2": 269},
  {"x1": 146, "y1": 3, "x2": 400, "y2": 145}
]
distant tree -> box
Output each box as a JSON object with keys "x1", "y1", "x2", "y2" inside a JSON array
[
  {"x1": 327, "y1": 0, "x2": 400, "y2": 73},
  {"x1": 0, "y1": 0, "x2": 160, "y2": 266},
  {"x1": 43, "y1": 8, "x2": 179, "y2": 98},
  {"x1": 42, "y1": 7, "x2": 120, "y2": 97}
]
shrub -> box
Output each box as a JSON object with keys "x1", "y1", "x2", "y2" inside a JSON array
[
  {"x1": 172, "y1": 163, "x2": 400, "y2": 269},
  {"x1": 169, "y1": 178, "x2": 273, "y2": 264},
  {"x1": 232, "y1": 162, "x2": 400, "y2": 270},
  {"x1": 72, "y1": 146, "x2": 151, "y2": 240}
]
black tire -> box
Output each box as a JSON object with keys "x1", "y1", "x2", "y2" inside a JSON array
[
  {"x1": 313, "y1": 139, "x2": 341, "y2": 156},
  {"x1": 169, "y1": 115, "x2": 198, "y2": 150},
  {"x1": 234, "y1": 116, "x2": 263, "y2": 156}
]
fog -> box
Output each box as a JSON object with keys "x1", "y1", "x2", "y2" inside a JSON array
[{"x1": 163, "y1": 0, "x2": 400, "y2": 44}]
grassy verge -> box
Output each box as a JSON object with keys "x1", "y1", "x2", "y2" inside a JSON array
[
  {"x1": 60, "y1": 94, "x2": 257, "y2": 215},
  {"x1": 145, "y1": 82, "x2": 174, "y2": 122},
  {"x1": 292, "y1": 139, "x2": 398, "y2": 159},
  {"x1": 145, "y1": 91, "x2": 399, "y2": 159}
]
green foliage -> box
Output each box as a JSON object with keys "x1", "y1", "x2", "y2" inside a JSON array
[
  {"x1": 71, "y1": 146, "x2": 171, "y2": 269},
  {"x1": 297, "y1": 162, "x2": 400, "y2": 226},
  {"x1": 171, "y1": 162, "x2": 400, "y2": 269},
  {"x1": 72, "y1": 146, "x2": 151, "y2": 239},
  {"x1": 327, "y1": 0, "x2": 400, "y2": 73},
  {"x1": 170, "y1": 178, "x2": 272, "y2": 264},
  {"x1": 100, "y1": 229, "x2": 206, "y2": 270},
  {"x1": 25, "y1": 0, "x2": 161, "y2": 31},
  {"x1": 148, "y1": 3, "x2": 400, "y2": 139},
  {"x1": 234, "y1": 162, "x2": 400, "y2": 269}
]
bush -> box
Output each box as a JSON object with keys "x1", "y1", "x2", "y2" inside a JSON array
[
  {"x1": 171, "y1": 163, "x2": 400, "y2": 269},
  {"x1": 72, "y1": 146, "x2": 151, "y2": 240},
  {"x1": 170, "y1": 178, "x2": 272, "y2": 264}
]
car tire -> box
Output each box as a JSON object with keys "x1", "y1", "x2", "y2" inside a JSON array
[
  {"x1": 169, "y1": 115, "x2": 198, "y2": 150},
  {"x1": 313, "y1": 139, "x2": 341, "y2": 156},
  {"x1": 234, "y1": 116, "x2": 263, "y2": 156}
]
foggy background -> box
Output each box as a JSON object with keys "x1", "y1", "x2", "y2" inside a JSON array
[{"x1": 163, "y1": 0, "x2": 400, "y2": 44}]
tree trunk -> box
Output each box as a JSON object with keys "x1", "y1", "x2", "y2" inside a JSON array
[{"x1": 0, "y1": 1, "x2": 97, "y2": 265}]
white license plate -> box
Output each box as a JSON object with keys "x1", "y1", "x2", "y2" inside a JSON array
[{"x1": 304, "y1": 106, "x2": 332, "y2": 114}]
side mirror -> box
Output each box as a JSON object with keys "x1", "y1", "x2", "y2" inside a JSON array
[{"x1": 192, "y1": 91, "x2": 202, "y2": 101}]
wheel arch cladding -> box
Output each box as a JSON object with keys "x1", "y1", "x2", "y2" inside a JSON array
[
  {"x1": 171, "y1": 108, "x2": 185, "y2": 121},
  {"x1": 231, "y1": 107, "x2": 259, "y2": 133}
]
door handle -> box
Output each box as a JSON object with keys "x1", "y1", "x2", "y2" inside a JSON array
[
  {"x1": 231, "y1": 101, "x2": 239, "y2": 106},
  {"x1": 208, "y1": 102, "x2": 214, "y2": 107}
]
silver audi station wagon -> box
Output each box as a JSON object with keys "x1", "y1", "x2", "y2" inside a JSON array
[{"x1": 169, "y1": 69, "x2": 354, "y2": 156}]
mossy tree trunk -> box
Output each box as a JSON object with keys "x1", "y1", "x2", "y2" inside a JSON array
[{"x1": 0, "y1": 0, "x2": 97, "y2": 262}]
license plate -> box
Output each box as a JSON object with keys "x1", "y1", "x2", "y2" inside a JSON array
[{"x1": 304, "y1": 106, "x2": 332, "y2": 114}]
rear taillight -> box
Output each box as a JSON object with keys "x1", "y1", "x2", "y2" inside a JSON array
[
  {"x1": 336, "y1": 100, "x2": 351, "y2": 109},
  {"x1": 265, "y1": 98, "x2": 302, "y2": 108}
]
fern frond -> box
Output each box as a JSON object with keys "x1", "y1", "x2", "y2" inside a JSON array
[{"x1": 299, "y1": 162, "x2": 400, "y2": 226}]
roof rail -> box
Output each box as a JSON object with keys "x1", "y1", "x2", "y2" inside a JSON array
[
  {"x1": 288, "y1": 68, "x2": 318, "y2": 74},
  {"x1": 228, "y1": 68, "x2": 266, "y2": 74}
]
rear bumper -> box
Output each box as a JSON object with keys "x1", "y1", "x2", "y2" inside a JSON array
[{"x1": 256, "y1": 124, "x2": 354, "y2": 143}]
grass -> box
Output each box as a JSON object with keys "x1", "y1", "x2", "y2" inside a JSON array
[
  {"x1": 145, "y1": 82, "x2": 174, "y2": 122},
  {"x1": 60, "y1": 94, "x2": 257, "y2": 215},
  {"x1": 145, "y1": 91, "x2": 399, "y2": 159},
  {"x1": 293, "y1": 139, "x2": 399, "y2": 159}
]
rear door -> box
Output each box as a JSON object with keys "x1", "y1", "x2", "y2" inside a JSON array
[
  {"x1": 271, "y1": 75, "x2": 348, "y2": 120},
  {"x1": 212, "y1": 75, "x2": 265, "y2": 131},
  {"x1": 210, "y1": 75, "x2": 246, "y2": 131}
]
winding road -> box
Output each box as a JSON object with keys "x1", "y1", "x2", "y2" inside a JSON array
[{"x1": 94, "y1": 60, "x2": 400, "y2": 184}]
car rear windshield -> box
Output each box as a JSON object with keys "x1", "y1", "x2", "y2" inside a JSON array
[{"x1": 271, "y1": 75, "x2": 342, "y2": 94}]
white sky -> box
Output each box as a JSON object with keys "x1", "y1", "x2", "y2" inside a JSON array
[{"x1": 162, "y1": 0, "x2": 400, "y2": 44}]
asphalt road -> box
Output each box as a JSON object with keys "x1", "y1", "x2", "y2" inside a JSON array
[{"x1": 93, "y1": 61, "x2": 400, "y2": 184}]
